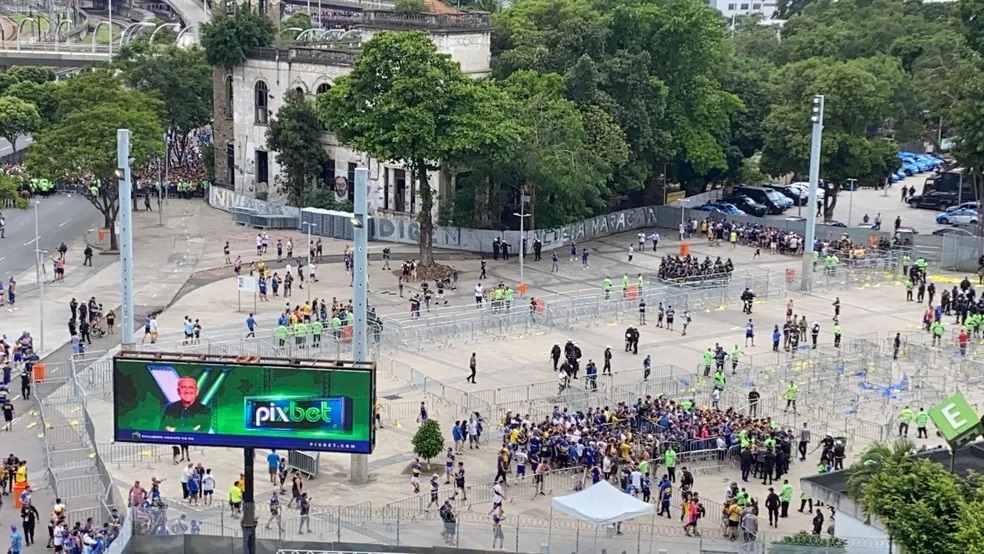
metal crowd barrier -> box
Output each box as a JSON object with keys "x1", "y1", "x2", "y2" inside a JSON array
[{"x1": 287, "y1": 450, "x2": 321, "y2": 479}]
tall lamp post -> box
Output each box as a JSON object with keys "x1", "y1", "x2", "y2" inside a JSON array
[
  {"x1": 350, "y1": 168, "x2": 370, "y2": 484},
  {"x1": 801, "y1": 95, "x2": 825, "y2": 292},
  {"x1": 302, "y1": 221, "x2": 317, "y2": 302},
  {"x1": 514, "y1": 188, "x2": 531, "y2": 295},
  {"x1": 845, "y1": 178, "x2": 857, "y2": 227}
]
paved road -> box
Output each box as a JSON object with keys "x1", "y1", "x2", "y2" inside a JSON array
[
  {"x1": 0, "y1": 135, "x2": 31, "y2": 158},
  {"x1": 166, "y1": 0, "x2": 209, "y2": 26},
  {"x1": 0, "y1": 193, "x2": 102, "y2": 280}
]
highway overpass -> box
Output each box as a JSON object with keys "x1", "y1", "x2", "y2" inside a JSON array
[{"x1": 0, "y1": 42, "x2": 113, "y2": 66}]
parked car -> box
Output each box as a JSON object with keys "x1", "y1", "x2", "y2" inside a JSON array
[
  {"x1": 722, "y1": 195, "x2": 768, "y2": 217},
  {"x1": 944, "y1": 201, "x2": 981, "y2": 212},
  {"x1": 708, "y1": 202, "x2": 747, "y2": 216},
  {"x1": 732, "y1": 186, "x2": 790, "y2": 214},
  {"x1": 933, "y1": 227, "x2": 976, "y2": 237},
  {"x1": 908, "y1": 191, "x2": 959, "y2": 210},
  {"x1": 694, "y1": 204, "x2": 725, "y2": 214},
  {"x1": 936, "y1": 208, "x2": 979, "y2": 225},
  {"x1": 764, "y1": 184, "x2": 808, "y2": 206},
  {"x1": 898, "y1": 157, "x2": 921, "y2": 176},
  {"x1": 788, "y1": 181, "x2": 825, "y2": 199},
  {"x1": 823, "y1": 220, "x2": 848, "y2": 227}
]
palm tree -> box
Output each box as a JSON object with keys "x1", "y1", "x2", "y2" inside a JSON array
[{"x1": 846, "y1": 438, "x2": 917, "y2": 502}]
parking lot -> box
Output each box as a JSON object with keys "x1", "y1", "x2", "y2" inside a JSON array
[{"x1": 759, "y1": 173, "x2": 971, "y2": 234}]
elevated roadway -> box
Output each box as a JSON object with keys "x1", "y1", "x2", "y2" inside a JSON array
[{"x1": 0, "y1": 41, "x2": 113, "y2": 66}]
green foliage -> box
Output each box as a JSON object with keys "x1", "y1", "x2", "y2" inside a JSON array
[
  {"x1": 773, "y1": 532, "x2": 846, "y2": 548},
  {"x1": 280, "y1": 11, "x2": 313, "y2": 41},
  {"x1": 114, "y1": 42, "x2": 212, "y2": 164},
  {"x1": 265, "y1": 88, "x2": 327, "y2": 205},
  {"x1": 395, "y1": 0, "x2": 428, "y2": 14},
  {"x1": 4, "y1": 81, "x2": 59, "y2": 125},
  {"x1": 27, "y1": 70, "x2": 164, "y2": 251},
  {"x1": 7, "y1": 67, "x2": 55, "y2": 85},
  {"x1": 0, "y1": 172, "x2": 27, "y2": 209},
  {"x1": 845, "y1": 440, "x2": 984, "y2": 554},
  {"x1": 958, "y1": 0, "x2": 984, "y2": 57},
  {"x1": 411, "y1": 419, "x2": 445, "y2": 462},
  {"x1": 200, "y1": 8, "x2": 275, "y2": 68},
  {"x1": 318, "y1": 31, "x2": 519, "y2": 264},
  {"x1": 0, "y1": 96, "x2": 41, "y2": 152}
]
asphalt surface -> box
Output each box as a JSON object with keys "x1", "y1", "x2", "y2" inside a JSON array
[
  {"x1": 0, "y1": 135, "x2": 31, "y2": 158},
  {"x1": 0, "y1": 193, "x2": 103, "y2": 279}
]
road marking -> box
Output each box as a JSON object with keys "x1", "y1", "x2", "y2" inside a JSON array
[
  {"x1": 59, "y1": 218, "x2": 73, "y2": 227},
  {"x1": 23, "y1": 238, "x2": 37, "y2": 246},
  {"x1": 0, "y1": 257, "x2": 5, "y2": 262}
]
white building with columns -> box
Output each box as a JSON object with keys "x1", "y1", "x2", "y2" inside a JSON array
[{"x1": 212, "y1": 8, "x2": 492, "y2": 219}]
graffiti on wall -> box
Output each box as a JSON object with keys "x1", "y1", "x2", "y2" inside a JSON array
[
  {"x1": 209, "y1": 187, "x2": 301, "y2": 218},
  {"x1": 372, "y1": 205, "x2": 663, "y2": 253}
]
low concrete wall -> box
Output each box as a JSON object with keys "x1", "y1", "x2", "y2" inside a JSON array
[{"x1": 127, "y1": 535, "x2": 500, "y2": 554}]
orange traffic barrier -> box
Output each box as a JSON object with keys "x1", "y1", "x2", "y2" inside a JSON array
[
  {"x1": 627, "y1": 284, "x2": 639, "y2": 301},
  {"x1": 32, "y1": 363, "x2": 45, "y2": 382},
  {"x1": 13, "y1": 481, "x2": 29, "y2": 509},
  {"x1": 342, "y1": 325, "x2": 353, "y2": 342},
  {"x1": 98, "y1": 228, "x2": 106, "y2": 242},
  {"x1": 680, "y1": 242, "x2": 690, "y2": 257}
]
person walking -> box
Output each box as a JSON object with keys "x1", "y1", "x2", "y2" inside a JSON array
[
  {"x1": 9, "y1": 525, "x2": 22, "y2": 554},
  {"x1": 765, "y1": 488, "x2": 780, "y2": 528},
  {"x1": 19, "y1": 502, "x2": 38, "y2": 546},
  {"x1": 780, "y1": 480, "x2": 793, "y2": 518},
  {"x1": 467, "y1": 353, "x2": 477, "y2": 384}
]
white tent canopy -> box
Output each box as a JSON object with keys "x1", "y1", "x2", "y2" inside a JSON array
[{"x1": 551, "y1": 481, "x2": 655, "y2": 526}]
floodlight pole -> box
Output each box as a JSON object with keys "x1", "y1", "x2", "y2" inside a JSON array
[
  {"x1": 350, "y1": 167, "x2": 370, "y2": 484},
  {"x1": 242, "y1": 447, "x2": 257, "y2": 554},
  {"x1": 117, "y1": 129, "x2": 135, "y2": 348},
  {"x1": 801, "y1": 95, "x2": 824, "y2": 292}
]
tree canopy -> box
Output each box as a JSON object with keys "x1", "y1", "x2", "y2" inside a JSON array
[
  {"x1": 847, "y1": 440, "x2": 984, "y2": 554},
  {"x1": 265, "y1": 88, "x2": 327, "y2": 206},
  {"x1": 200, "y1": 7, "x2": 275, "y2": 69},
  {"x1": 26, "y1": 70, "x2": 164, "y2": 251}
]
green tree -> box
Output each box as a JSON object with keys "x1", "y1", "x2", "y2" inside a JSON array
[
  {"x1": 280, "y1": 11, "x2": 313, "y2": 41},
  {"x1": 411, "y1": 419, "x2": 444, "y2": 466},
  {"x1": 0, "y1": 97, "x2": 41, "y2": 155},
  {"x1": 318, "y1": 31, "x2": 517, "y2": 265},
  {"x1": 114, "y1": 42, "x2": 213, "y2": 165},
  {"x1": 265, "y1": 88, "x2": 327, "y2": 205},
  {"x1": 4, "y1": 80, "x2": 59, "y2": 125},
  {"x1": 27, "y1": 76, "x2": 163, "y2": 252},
  {"x1": 7, "y1": 66, "x2": 55, "y2": 85},
  {"x1": 395, "y1": 0, "x2": 428, "y2": 14},
  {"x1": 958, "y1": 0, "x2": 984, "y2": 57},
  {"x1": 200, "y1": 8, "x2": 276, "y2": 69},
  {"x1": 0, "y1": 172, "x2": 27, "y2": 209}
]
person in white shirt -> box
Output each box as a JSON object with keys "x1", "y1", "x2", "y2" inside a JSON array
[
  {"x1": 630, "y1": 468, "x2": 642, "y2": 495},
  {"x1": 255, "y1": 234, "x2": 263, "y2": 255},
  {"x1": 474, "y1": 283, "x2": 483, "y2": 306},
  {"x1": 307, "y1": 263, "x2": 317, "y2": 282},
  {"x1": 467, "y1": 419, "x2": 479, "y2": 449},
  {"x1": 637, "y1": 232, "x2": 646, "y2": 252},
  {"x1": 148, "y1": 317, "x2": 159, "y2": 344},
  {"x1": 53, "y1": 523, "x2": 64, "y2": 551},
  {"x1": 678, "y1": 222, "x2": 686, "y2": 241},
  {"x1": 180, "y1": 464, "x2": 194, "y2": 501},
  {"x1": 170, "y1": 515, "x2": 190, "y2": 535},
  {"x1": 202, "y1": 469, "x2": 216, "y2": 506},
  {"x1": 649, "y1": 232, "x2": 660, "y2": 251},
  {"x1": 490, "y1": 483, "x2": 505, "y2": 514}
]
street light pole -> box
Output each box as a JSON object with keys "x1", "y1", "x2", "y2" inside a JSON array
[
  {"x1": 38, "y1": 249, "x2": 47, "y2": 354},
  {"x1": 33, "y1": 200, "x2": 40, "y2": 285},
  {"x1": 801, "y1": 95, "x2": 825, "y2": 292},
  {"x1": 513, "y1": 189, "x2": 531, "y2": 294},
  {"x1": 846, "y1": 178, "x2": 857, "y2": 227},
  {"x1": 302, "y1": 222, "x2": 316, "y2": 302},
  {"x1": 350, "y1": 167, "x2": 369, "y2": 485}
]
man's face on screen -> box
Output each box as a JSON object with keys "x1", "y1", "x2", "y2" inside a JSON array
[{"x1": 177, "y1": 378, "x2": 198, "y2": 405}]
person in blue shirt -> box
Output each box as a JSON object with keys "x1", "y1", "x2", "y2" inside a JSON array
[
  {"x1": 426, "y1": 474, "x2": 440, "y2": 510},
  {"x1": 267, "y1": 450, "x2": 280, "y2": 484},
  {"x1": 444, "y1": 448, "x2": 455, "y2": 484},
  {"x1": 246, "y1": 314, "x2": 257, "y2": 338},
  {"x1": 772, "y1": 326, "x2": 782, "y2": 352},
  {"x1": 643, "y1": 355, "x2": 652, "y2": 380},
  {"x1": 187, "y1": 472, "x2": 200, "y2": 505},
  {"x1": 9, "y1": 525, "x2": 22, "y2": 554},
  {"x1": 453, "y1": 462, "x2": 467, "y2": 500},
  {"x1": 591, "y1": 465, "x2": 602, "y2": 484},
  {"x1": 641, "y1": 476, "x2": 652, "y2": 503},
  {"x1": 451, "y1": 423, "x2": 464, "y2": 454}
]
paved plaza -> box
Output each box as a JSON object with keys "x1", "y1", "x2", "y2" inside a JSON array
[{"x1": 4, "y1": 193, "x2": 981, "y2": 553}]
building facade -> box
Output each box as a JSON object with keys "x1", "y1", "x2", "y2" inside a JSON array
[
  {"x1": 709, "y1": 0, "x2": 778, "y2": 20},
  {"x1": 210, "y1": 7, "x2": 492, "y2": 219}
]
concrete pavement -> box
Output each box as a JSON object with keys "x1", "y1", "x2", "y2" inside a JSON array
[{"x1": 0, "y1": 193, "x2": 102, "y2": 280}]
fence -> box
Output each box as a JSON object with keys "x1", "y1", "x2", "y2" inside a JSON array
[
  {"x1": 121, "y1": 501, "x2": 897, "y2": 554},
  {"x1": 941, "y1": 232, "x2": 984, "y2": 271}
]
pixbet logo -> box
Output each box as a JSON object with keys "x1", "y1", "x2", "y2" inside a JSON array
[{"x1": 246, "y1": 398, "x2": 339, "y2": 431}]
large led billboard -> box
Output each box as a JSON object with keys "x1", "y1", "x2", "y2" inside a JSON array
[{"x1": 112, "y1": 353, "x2": 375, "y2": 454}]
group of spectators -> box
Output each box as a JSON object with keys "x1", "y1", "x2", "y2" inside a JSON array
[{"x1": 657, "y1": 255, "x2": 735, "y2": 281}]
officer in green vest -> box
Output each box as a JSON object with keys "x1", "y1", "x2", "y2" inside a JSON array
[
  {"x1": 504, "y1": 287, "x2": 514, "y2": 309},
  {"x1": 602, "y1": 277, "x2": 612, "y2": 299},
  {"x1": 779, "y1": 480, "x2": 793, "y2": 517},
  {"x1": 915, "y1": 257, "x2": 928, "y2": 280},
  {"x1": 702, "y1": 348, "x2": 714, "y2": 377},
  {"x1": 916, "y1": 408, "x2": 929, "y2": 438},
  {"x1": 311, "y1": 318, "x2": 324, "y2": 348},
  {"x1": 784, "y1": 381, "x2": 798, "y2": 413},
  {"x1": 730, "y1": 345, "x2": 743, "y2": 374},
  {"x1": 811, "y1": 250, "x2": 820, "y2": 270},
  {"x1": 663, "y1": 446, "x2": 677, "y2": 482},
  {"x1": 833, "y1": 323, "x2": 842, "y2": 348},
  {"x1": 901, "y1": 254, "x2": 911, "y2": 276},
  {"x1": 799, "y1": 491, "x2": 813, "y2": 513},
  {"x1": 713, "y1": 368, "x2": 726, "y2": 391},
  {"x1": 637, "y1": 274, "x2": 644, "y2": 290},
  {"x1": 898, "y1": 406, "x2": 914, "y2": 437},
  {"x1": 89, "y1": 184, "x2": 99, "y2": 197},
  {"x1": 621, "y1": 274, "x2": 629, "y2": 297},
  {"x1": 294, "y1": 320, "x2": 308, "y2": 347},
  {"x1": 331, "y1": 314, "x2": 343, "y2": 338},
  {"x1": 931, "y1": 320, "x2": 944, "y2": 346},
  {"x1": 276, "y1": 323, "x2": 288, "y2": 347},
  {"x1": 905, "y1": 279, "x2": 914, "y2": 301}
]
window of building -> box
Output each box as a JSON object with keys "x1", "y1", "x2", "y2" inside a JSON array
[
  {"x1": 258, "y1": 0, "x2": 266, "y2": 15},
  {"x1": 256, "y1": 150, "x2": 269, "y2": 187},
  {"x1": 225, "y1": 142, "x2": 235, "y2": 188},
  {"x1": 728, "y1": 3, "x2": 736, "y2": 9},
  {"x1": 295, "y1": 87, "x2": 304, "y2": 96},
  {"x1": 394, "y1": 168, "x2": 406, "y2": 213},
  {"x1": 224, "y1": 76, "x2": 233, "y2": 119},
  {"x1": 383, "y1": 167, "x2": 390, "y2": 211},
  {"x1": 753, "y1": 3, "x2": 761, "y2": 8},
  {"x1": 254, "y1": 81, "x2": 269, "y2": 125},
  {"x1": 320, "y1": 158, "x2": 335, "y2": 189},
  {"x1": 740, "y1": 3, "x2": 748, "y2": 8},
  {"x1": 316, "y1": 83, "x2": 332, "y2": 95},
  {"x1": 347, "y1": 162, "x2": 357, "y2": 202}
]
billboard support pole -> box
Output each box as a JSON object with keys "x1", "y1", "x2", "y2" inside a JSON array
[
  {"x1": 801, "y1": 95, "x2": 824, "y2": 293},
  {"x1": 241, "y1": 447, "x2": 257, "y2": 554},
  {"x1": 118, "y1": 129, "x2": 136, "y2": 348},
  {"x1": 350, "y1": 167, "x2": 370, "y2": 485}
]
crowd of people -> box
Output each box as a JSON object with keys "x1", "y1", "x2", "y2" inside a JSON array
[{"x1": 657, "y1": 255, "x2": 734, "y2": 282}]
